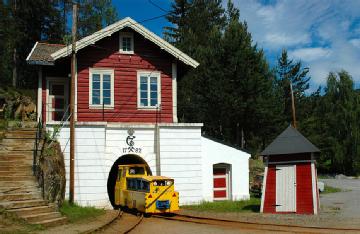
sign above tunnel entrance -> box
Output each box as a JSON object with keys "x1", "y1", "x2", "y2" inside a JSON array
[{"x1": 122, "y1": 128, "x2": 142, "y2": 154}]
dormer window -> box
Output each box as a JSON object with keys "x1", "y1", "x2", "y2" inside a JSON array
[{"x1": 119, "y1": 32, "x2": 134, "y2": 54}]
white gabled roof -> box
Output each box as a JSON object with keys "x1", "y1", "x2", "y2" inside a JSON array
[{"x1": 51, "y1": 17, "x2": 199, "y2": 68}]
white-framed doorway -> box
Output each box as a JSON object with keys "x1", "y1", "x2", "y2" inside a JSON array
[
  {"x1": 213, "y1": 163, "x2": 232, "y2": 200},
  {"x1": 46, "y1": 77, "x2": 69, "y2": 122}
]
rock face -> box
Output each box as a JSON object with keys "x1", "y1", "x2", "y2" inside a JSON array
[
  {"x1": 0, "y1": 127, "x2": 67, "y2": 227},
  {"x1": 37, "y1": 140, "x2": 66, "y2": 205}
]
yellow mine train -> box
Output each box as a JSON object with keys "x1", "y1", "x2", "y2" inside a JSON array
[{"x1": 114, "y1": 164, "x2": 179, "y2": 213}]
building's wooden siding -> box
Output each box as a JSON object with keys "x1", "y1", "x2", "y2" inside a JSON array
[
  {"x1": 263, "y1": 164, "x2": 276, "y2": 213},
  {"x1": 296, "y1": 163, "x2": 314, "y2": 214},
  {"x1": 76, "y1": 29, "x2": 174, "y2": 123}
]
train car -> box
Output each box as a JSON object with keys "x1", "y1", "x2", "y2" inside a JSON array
[{"x1": 114, "y1": 164, "x2": 179, "y2": 213}]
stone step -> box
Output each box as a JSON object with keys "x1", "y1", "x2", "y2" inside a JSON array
[
  {"x1": 0, "y1": 192, "x2": 41, "y2": 201},
  {"x1": 0, "y1": 170, "x2": 33, "y2": 176},
  {"x1": 0, "y1": 155, "x2": 32, "y2": 161},
  {"x1": 1, "y1": 145, "x2": 35, "y2": 151},
  {"x1": 0, "y1": 187, "x2": 39, "y2": 194},
  {"x1": 2, "y1": 138, "x2": 37, "y2": 143},
  {"x1": 0, "y1": 150, "x2": 34, "y2": 156},
  {"x1": 31, "y1": 216, "x2": 67, "y2": 227},
  {"x1": 0, "y1": 165, "x2": 32, "y2": 171},
  {"x1": 0, "y1": 180, "x2": 38, "y2": 188},
  {"x1": 0, "y1": 175, "x2": 36, "y2": 182},
  {"x1": 0, "y1": 199, "x2": 48, "y2": 209},
  {"x1": 0, "y1": 159, "x2": 33, "y2": 165},
  {"x1": 22, "y1": 211, "x2": 62, "y2": 223},
  {"x1": 8, "y1": 204, "x2": 57, "y2": 216}
]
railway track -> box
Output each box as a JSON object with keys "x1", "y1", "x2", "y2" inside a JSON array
[
  {"x1": 152, "y1": 213, "x2": 360, "y2": 233},
  {"x1": 89, "y1": 209, "x2": 143, "y2": 234}
]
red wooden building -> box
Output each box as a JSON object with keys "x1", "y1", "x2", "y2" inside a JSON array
[
  {"x1": 25, "y1": 17, "x2": 251, "y2": 206},
  {"x1": 260, "y1": 125, "x2": 320, "y2": 214}
]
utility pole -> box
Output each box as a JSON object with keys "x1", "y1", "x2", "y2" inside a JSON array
[
  {"x1": 69, "y1": 3, "x2": 77, "y2": 204},
  {"x1": 290, "y1": 81, "x2": 297, "y2": 129}
]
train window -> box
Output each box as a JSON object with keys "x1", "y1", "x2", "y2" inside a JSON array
[
  {"x1": 127, "y1": 178, "x2": 136, "y2": 190},
  {"x1": 129, "y1": 167, "x2": 145, "y2": 175},
  {"x1": 126, "y1": 178, "x2": 150, "y2": 192}
]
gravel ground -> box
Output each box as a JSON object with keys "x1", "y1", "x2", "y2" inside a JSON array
[
  {"x1": 319, "y1": 178, "x2": 360, "y2": 218},
  {"x1": 175, "y1": 178, "x2": 360, "y2": 229}
]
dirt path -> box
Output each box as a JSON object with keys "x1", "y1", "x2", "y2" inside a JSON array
[{"x1": 37, "y1": 210, "x2": 118, "y2": 234}]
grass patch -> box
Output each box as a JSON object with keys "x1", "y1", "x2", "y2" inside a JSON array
[
  {"x1": 59, "y1": 201, "x2": 105, "y2": 223},
  {"x1": 322, "y1": 185, "x2": 342, "y2": 194},
  {"x1": 181, "y1": 198, "x2": 261, "y2": 213},
  {"x1": 317, "y1": 174, "x2": 334, "y2": 179}
]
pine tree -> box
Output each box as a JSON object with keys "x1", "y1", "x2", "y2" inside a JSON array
[
  {"x1": 276, "y1": 49, "x2": 310, "y2": 125},
  {"x1": 77, "y1": 0, "x2": 118, "y2": 38}
]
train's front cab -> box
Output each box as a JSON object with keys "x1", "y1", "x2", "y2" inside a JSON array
[{"x1": 114, "y1": 164, "x2": 179, "y2": 213}]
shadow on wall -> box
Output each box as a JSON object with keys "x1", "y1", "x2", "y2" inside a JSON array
[{"x1": 107, "y1": 154, "x2": 152, "y2": 208}]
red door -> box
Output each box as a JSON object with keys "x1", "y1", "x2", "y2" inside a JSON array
[{"x1": 213, "y1": 167, "x2": 227, "y2": 200}]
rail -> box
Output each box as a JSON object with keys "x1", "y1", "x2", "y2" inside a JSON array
[
  {"x1": 32, "y1": 103, "x2": 70, "y2": 199},
  {"x1": 86, "y1": 209, "x2": 143, "y2": 234}
]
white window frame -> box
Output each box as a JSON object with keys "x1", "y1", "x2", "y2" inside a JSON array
[
  {"x1": 137, "y1": 71, "x2": 161, "y2": 110},
  {"x1": 119, "y1": 32, "x2": 134, "y2": 54},
  {"x1": 89, "y1": 68, "x2": 115, "y2": 109}
]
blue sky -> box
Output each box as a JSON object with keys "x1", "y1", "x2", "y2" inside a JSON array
[{"x1": 113, "y1": 0, "x2": 360, "y2": 91}]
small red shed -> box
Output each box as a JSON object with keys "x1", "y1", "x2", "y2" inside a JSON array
[{"x1": 260, "y1": 125, "x2": 320, "y2": 214}]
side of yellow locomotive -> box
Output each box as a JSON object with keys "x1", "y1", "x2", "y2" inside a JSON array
[{"x1": 114, "y1": 164, "x2": 179, "y2": 213}]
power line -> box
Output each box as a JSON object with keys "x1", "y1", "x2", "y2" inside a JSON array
[{"x1": 148, "y1": 0, "x2": 169, "y2": 13}]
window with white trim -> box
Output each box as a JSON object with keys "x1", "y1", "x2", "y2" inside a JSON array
[
  {"x1": 119, "y1": 32, "x2": 134, "y2": 54},
  {"x1": 137, "y1": 71, "x2": 161, "y2": 109},
  {"x1": 89, "y1": 68, "x2": 114, "y2": 108}
]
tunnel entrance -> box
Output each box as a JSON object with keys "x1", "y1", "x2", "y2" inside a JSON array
[{"x1": 107, "y1": 154, "x2": 152, "y2": 208}]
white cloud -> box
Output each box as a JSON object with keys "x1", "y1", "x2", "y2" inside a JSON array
[
  {"x1": 288, "y1": 47, "x2": 332, "y2": 62},
  {"x1": 350, "y1": 39, "x2": 360, "y2": 49},
  {"x1": 231, "y1": 0, "x2": 360, "y2": 87}
]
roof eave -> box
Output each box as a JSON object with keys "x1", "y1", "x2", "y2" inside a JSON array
[
  {"x1": 27, "y1": 60, "x2": 55, "y2": 66},
  {"x1": 51, "y1": 17, "x2": 199, "y2": 68}
]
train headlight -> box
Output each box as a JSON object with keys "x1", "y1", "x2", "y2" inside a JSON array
[
  {"x1": 153, "y1": 181, "x2": 158, "y2": 186},
  {"x1": 166, "y1": 180, "x2": 172, "y2": 186}
]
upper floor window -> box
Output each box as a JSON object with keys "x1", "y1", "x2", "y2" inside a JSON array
[
  {"x1": 89, "y1": 68, "x2": 114, "y2": 109},
  {"x1": 119, "y1": 32, "x2": 134, "y2": 54},
  {"x1": 137, "y1": 71, "x2": 161, "y2": 109}
]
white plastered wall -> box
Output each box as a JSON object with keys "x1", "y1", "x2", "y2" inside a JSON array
[
  {"x1": 48, "y1": 123, "x2": 203, "y2": 207},
  {"x1": 201, "y1": 137, "x2": 250, "y2": 201}
]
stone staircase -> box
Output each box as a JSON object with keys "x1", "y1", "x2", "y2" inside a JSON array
[{"x1": 0, "y1": 127, "x2": 67, "y2": 227}]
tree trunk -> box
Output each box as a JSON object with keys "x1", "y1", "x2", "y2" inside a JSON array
[{"x1": 12, "y1": 48, "x2": 16, "y2": 87}]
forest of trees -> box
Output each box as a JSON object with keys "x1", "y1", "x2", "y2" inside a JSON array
[
  {"x1": 0, "y1": 0, "x2": 359, "y2": 175},
  {"x1": 164, "y1": 0, "x2": 360, "y2": 175}
]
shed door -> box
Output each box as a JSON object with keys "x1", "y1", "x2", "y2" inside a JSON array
[
  {"x1": 213, "y1": 167, "x2": 228, "y2": 200},
  {"x1": 276, "y1": 165, "x2": 296, "y2": 212}
]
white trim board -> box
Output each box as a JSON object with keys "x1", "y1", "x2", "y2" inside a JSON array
[
  {"x1": 311, "y1": 162, "x2": 318, "y2": 214},
  {"x1": 260, "y1": 166, "x2": 268, "y2": 213},
  {"x1": 51, "y1": 17, "x2": 199, "y2": 68},
  {"x1": 26, "y1": 41, "x2": 38, "y2": 61}
]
